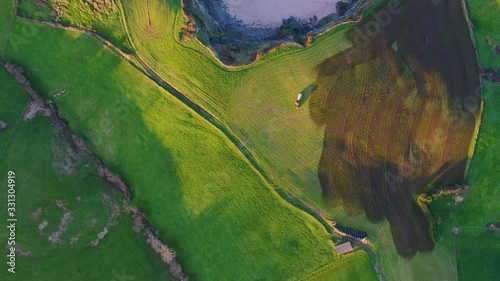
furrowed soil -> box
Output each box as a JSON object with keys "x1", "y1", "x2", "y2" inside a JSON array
[{"x1": 310, "y1": 0, "x2": 480, "y2": 257}]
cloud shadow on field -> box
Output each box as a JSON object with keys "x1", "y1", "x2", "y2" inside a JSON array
[{"x1": 309, "y1": 0, "x2": 480, "y2": 257}]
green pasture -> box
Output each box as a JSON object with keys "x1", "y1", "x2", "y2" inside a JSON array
[
  {"x1": 0, "y1": 0, "x2": 16, "y2": 58},
  {"x1": 2, "y1": 18, "x2": 366, "y2": 280},
  {"x1": 120, "y1": 0, "x2": 475, "y2": 279},
  {"x1": 2, "y1": 0, "x2": 495, "y2": 279},
  {"x1": 428, "y1": 83, "x2": 500, "y2": 281},
  {"x1": 306, "y1": 251, "x2": 378, "y2": 281},
  {"x1": 458, "y1": 82, "x2": 500, "y2": 280},
  {"x1": 468, "y1": 0, "x2": 500, "y2": 68},
  {"x1": 0, "y1": 66, "x2": 173, "y2": 281},
  {"x1": 17, "y1": 0, "x2": 132, "y2": 53}
]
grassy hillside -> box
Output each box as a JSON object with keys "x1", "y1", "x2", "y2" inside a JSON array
[
  {"x1": 119, "y1": 0, "x2": 477, "y2": 280},
  {"x1": 17, "y1": 0, "x2": 132, "y2": 53},
  {"x1": 0, "y1": 0, "x2": 16, "y2": 58},
  {"x1": 0, "y1": 66, "x2": 174, "y2": 281},
  {"x1": 0, "y1": 17, "x2": 376, "y2": 280},
  {"x1": 307, "y1": 251, "x2": 378, "y2": 281},
  {"x1": 467, "y1": 0, "x2": 500, "y2": 68},
  {"x1": 428, "y1": 0, "x2": 500, "y2": 279}
]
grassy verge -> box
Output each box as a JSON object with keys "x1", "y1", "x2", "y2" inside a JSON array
[
  {"x1": 0, "y1": 66, "x2": 27, "y2": 152},
  {"x1": 428, "y1": 82, "x2": 500, "y2": 281}
]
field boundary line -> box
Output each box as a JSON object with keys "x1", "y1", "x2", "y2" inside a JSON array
[{"x1": 15, "y1": 2, "x2": 384, "y2": 278}]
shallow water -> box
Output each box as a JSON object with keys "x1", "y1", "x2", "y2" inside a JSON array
[{"x1": 223, "y1": 0, "x2": 339, "y2": 27}]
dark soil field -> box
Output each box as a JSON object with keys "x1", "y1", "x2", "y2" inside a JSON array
[{"x1": 310, "y1": 0, "x2": 480, "y2": 257}]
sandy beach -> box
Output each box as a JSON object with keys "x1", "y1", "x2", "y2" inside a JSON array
[{"x1": 224, "y1": 0, "x2": 339, "y2": 27}]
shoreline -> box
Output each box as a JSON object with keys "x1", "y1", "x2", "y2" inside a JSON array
[{"x1": 184, "y1": 0, "x2": 374, "y2": 66}]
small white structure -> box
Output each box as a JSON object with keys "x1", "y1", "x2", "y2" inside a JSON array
[{"x1": 297, "y1": 93, "x2": 303, "y2": 101}]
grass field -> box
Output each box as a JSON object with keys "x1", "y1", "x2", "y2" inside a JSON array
[
  {"x1": 0, "y1": 0, "x2": 16, "y2": 58},
  {"x1": 17, "y1": 0, "x2": 133, "y2": 53},
  {"x1": 0, "y1": 17, "x2": 381, "y2": 280},
  {"x1": 457, "y1": 82, "x2": 500, "y2": 281},
  {"x1": 0, "y1": 66, "x2": 174, "y2": 280},
  {"x1": 2, "y1": 0, "x2": 493, "y2": 279},
  {"x1": 428, "y1": 82, "x2": 500, "y2": 281},
  {"x1": 0, "y1": 66, "x2": 27, "y2": 150},
  {"x1": 306, "y1": 251, "x2": 378, "y2": 281},
  {"x1": 427, "y1": 0, "x2": 500, "y2": 279},
  {"x1": 467, "y1": 0, "x2": 500, "y2": 68},
  {"x1": 118, "y1": 0, "x2": 479, "y2": 279}
]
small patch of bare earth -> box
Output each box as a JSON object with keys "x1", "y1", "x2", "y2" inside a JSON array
[
  {"x1": 89, "y1": 194, "x2": 121, "y2": 246},
  {"x1": 127, "y1": 206, "x2": 188, "y2": 281},
  {"x1": 70, "y1": 233, "x2": 83, "y2": 245},
  {"x1": 87, "y1": 218, "x2": 98, "y2": 228},
  {"x1": 454, "y1": 195, "x2": 464, "y2": 204},
  {"x1": 47, "y1": 200, "x2": 72, "y2": 244},
  {"x1": 34, "y1": 0, "x2": 49, "y2": 8},
  {"x1": 71, "y1": 135, "x2": 90, "y2": 156},
  {"x1": 97, "y1": 167, "x2": 132, "y2": 200},
  {"x1": 24, "y1": 97, "x2": 49, "y2": 121},
  {"x1": 38, "y1": 220, "x2": 48, "y2": 235},
  {"x1": 0, "y1": 121, "x2": 7, "y2": 130},
  {"x1": 31, "y1": 207, "x2": 43, "y2": 222},
  {"x1": 52, "y1": 125, "x2": 82, "y2": 177},
  {"x1": 6, "y1": 243, "x2": 32, "y2": 256}
]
